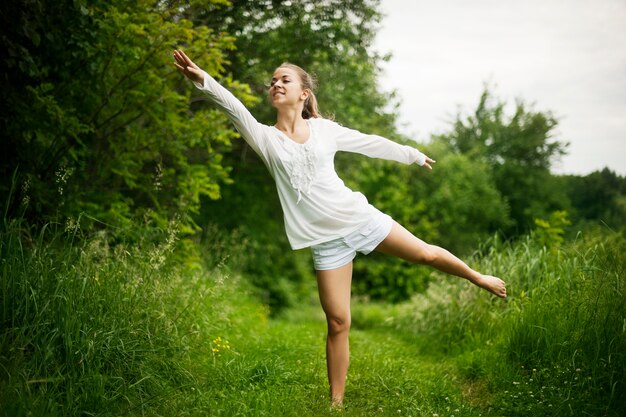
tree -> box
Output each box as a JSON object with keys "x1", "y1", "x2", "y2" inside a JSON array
[
  {"x1": 420, "y1": 143, "x2": 512, "y2": 252},
  {"x1": 436, "y1": 88, "x2": 569, "y2": 233},
  {"x1": 562, "y1": 168, "x2": 626, "y2": 230},
  {"x1": 1, "y1": 0, "x2": 248, "y2": 232}
]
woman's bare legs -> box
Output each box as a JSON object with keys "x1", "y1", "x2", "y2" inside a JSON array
[
  {"x1": 314, "y1": 223, "x2": 504, "y2": 408},
  {"x1": 316, "y1": 262, "x2": 353, "y2": 407},
  {"x1": 376, "y1": 222, "x2": 507, "y2": 298}
]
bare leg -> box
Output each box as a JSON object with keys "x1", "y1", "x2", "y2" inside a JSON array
[
  {"x1": 316, "y1": 262, "x2": 353, "y2": 407},
  {"x1": 376, "y1": 222, "x2": 507, "y2": 298}
]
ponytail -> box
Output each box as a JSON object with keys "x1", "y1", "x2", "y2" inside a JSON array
[{"x1": 302, "y1": 91, "x2": 320, "y2": 119}]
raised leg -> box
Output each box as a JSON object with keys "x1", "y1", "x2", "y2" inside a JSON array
[
  {"x1": 316, "y1": 262, "x2": 353, "y2": 407},
  {"x1": 375, "y1": 222, "x2": 507, "y2": 298}
]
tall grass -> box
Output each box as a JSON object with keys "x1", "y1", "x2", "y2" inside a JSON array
[
  {"x1": 366, "y1": 230, "x2": 625, "y2": 416},
  {"x1": 0, "y1": 214, "x2": 261, "y2": 416},
  {"x1": 2, "y1": 198, "x2": 624, "y2": 415}
]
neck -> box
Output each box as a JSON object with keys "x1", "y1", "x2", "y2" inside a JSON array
[{"x1": 275, "y1": 107, "x2": 306, "y2": 133}]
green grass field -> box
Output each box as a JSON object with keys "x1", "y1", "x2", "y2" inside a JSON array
[{"x1": 1, "y1": 218, "x2": 624, "y2": 416}]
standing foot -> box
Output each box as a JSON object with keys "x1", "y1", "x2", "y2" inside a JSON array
[{"x1": 330, "y1": 399, "x2": 344, "y2": 412}]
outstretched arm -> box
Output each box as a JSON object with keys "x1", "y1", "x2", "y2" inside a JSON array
[
  {"x1": 332, "y1": 121, "x2": 435, "y2": 169},
  {"x1": 173, "y1": 49, "x2": 269, "y2": 160}
]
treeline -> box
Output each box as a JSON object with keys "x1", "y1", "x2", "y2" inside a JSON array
[{"x1": 2, "y1": 0, "x2": 625, "y2": 308}]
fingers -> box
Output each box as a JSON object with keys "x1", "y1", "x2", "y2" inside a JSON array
[
  {"x1": 421, "y1": 156, "x2": 436, "y2": 170},
  {"x1": 173, "y1": 51, "x2": 185, "y2": 70},
  {"x1": 173, "y1": 53, "x2": 187, "y2": 72},
  {"x1": 173, "y1": 50, "x2": 193, "y2": 76},
  {"x1": 173, "y1": 50, "x2": 188, "y2": 68},
  {"x1": 176, "y1": 50, "x2": 190, "y2": 65},
  {"x1": 176, "y1": 49, "x2": 195, "y2": 68}
]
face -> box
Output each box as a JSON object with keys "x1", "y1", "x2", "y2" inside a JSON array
[{"x1": 268, "y1": 67, "x2": 308, "y2": 108}]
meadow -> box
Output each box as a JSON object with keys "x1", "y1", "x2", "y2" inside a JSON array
[
  {"x1": 1, "y1": 215, "x2": 623, "y2": 416},
  {"x1": 3, "y1": 1, "x2": 625, "y2": 415}
]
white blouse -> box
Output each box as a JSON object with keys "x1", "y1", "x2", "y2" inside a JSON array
[{"x1": 194, "y1": 72, "x2": 426, "y2": 249}]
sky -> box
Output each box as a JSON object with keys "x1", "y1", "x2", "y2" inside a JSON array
[{"x1": 373, "y1": 0, "x2": 626, "y2": 176}]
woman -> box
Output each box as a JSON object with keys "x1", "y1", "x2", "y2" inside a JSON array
[{"x1": 173, "y1": 50, "x2": 506, "y2": 408}]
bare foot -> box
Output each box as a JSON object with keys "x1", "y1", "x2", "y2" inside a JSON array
[
  {"x1": 330, "y1": 399, "x2": 344, "y2": 412},
  {"x1": 474, "y1": 274, "x2": 507, "y2": 298}
]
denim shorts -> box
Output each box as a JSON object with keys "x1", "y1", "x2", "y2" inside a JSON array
[{"x1": 311, "y1": 210, "x2": 393, "y2": 271}]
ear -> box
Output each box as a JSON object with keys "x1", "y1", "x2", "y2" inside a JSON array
[{"x1": 300, "y1": 89, "x2": 310, "y2": 101}]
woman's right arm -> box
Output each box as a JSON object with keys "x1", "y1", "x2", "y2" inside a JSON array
[{"x1": 173, "y1": 50, "x2": 268, "y2": 158}]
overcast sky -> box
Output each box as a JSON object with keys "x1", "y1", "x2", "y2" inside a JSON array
[{"x1": 373, "y1": 0, "x2": 626, "y2": 176}]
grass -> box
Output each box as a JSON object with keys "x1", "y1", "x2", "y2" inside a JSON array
[
  {"x1": 188, "y1": 308, "x2": 488, "y2": 417},
  {"x1": 1, "y1": 215, "x2": 624, "y2": 416},
  {"x1": 358, "y1": 231, "x2": 626, "y2": 416}
]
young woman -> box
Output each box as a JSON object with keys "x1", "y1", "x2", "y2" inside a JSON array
[{"x1": 173, "y1": 49, "x2": 506, "y2": 408}]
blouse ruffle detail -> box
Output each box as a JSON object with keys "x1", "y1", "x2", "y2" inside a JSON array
[{"x1": 285, "y1": 132, "x2": 317, "y2": 204}]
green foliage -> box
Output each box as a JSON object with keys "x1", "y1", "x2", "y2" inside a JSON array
[
  {"x1": 0, "y1": 213, "x2": 263, "y2": 415},
  {"x1": 194, "y1": 0, "x2": 388, "y2": 122},
  {"x1": 533, "y1": 210, "x2": 571, "y2": 248},
  {"x1": 1, "y1": 0, "x2": 248, "y2": 230},
  {"x1": 2, "y1": 0, "x2": 625, "y2": 414},
  {"x1": 5, "y1": 212, "x2": 622, "y2": 415},
  {"x1": 436, "y1": 89, "x2": 569, "y2": 233},
  {"x1": 560, "y1": 168, "x2": 626, "y2": 230},
  {"x1": 0, "y1": 209, "x2": 482, "y2": 416},
  {"x1": 3, "y1": 0, "x2": 621, "y2": 312},
  {"x1": 369, "y1": 231, "x2": 626, "y2": 416},
  {"x1": 416, "y1": 141, "x2": 512, "y2": 252}
]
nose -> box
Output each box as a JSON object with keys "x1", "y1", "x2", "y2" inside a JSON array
[{"x1": 270, "y1": 84, "x2": 284, "y2": 96}]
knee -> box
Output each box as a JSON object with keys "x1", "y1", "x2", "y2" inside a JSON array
[{"x1": 327, "y1": 314, "x2": 351, "y2": 336}]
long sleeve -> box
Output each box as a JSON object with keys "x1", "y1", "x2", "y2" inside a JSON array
[
  {"x1": 193, "y1": 71, "x2": 269, "y2": 161},
  {"x1": 331, "y1": 121, "x2": 426, "y2": 166}
]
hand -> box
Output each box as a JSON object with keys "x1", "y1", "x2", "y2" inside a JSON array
[
  {"x1": 173, "y1": 49, "x2": 205, "y2": 84},
  {"x1": 422, "y1": 156, "x2": 436, "y2": 170}
]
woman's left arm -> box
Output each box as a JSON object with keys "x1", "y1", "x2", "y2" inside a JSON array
[{"x1": 332, "y1": 121, "x2": 435, "y2": 169}]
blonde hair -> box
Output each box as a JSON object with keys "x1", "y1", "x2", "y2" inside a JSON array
[{"x1": 277, "y1": 62, "x2": 321, "y2": 119}]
